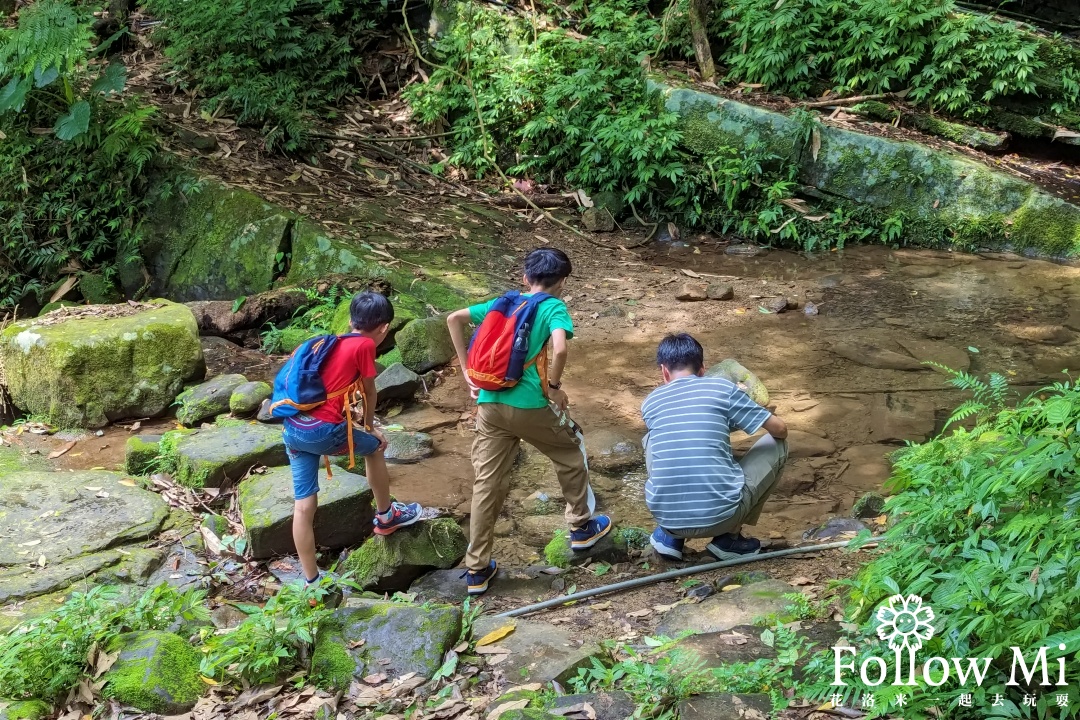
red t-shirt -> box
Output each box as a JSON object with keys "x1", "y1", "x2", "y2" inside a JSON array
[{"x1": 308, "y1": 335, "x2": 378, "y2": 424}]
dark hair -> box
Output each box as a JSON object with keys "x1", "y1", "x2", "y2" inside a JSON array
[
  {"x1": 524, "y1": 247, "x2": 572, "y2": 288},
  {"x1": 349, "y1": 291, "x2": 394, "y2": 332},
  {"x1": 656, "y1": 333, "x2": 705, "y2": 373}
]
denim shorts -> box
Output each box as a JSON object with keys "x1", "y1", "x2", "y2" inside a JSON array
[{"x1": 283, "y1": 418, "x2": 381, "y2": 500}]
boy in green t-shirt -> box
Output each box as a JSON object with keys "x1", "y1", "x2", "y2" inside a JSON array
[{"x1": 447, "y1": 248, "x2": 612, "y2": 595}]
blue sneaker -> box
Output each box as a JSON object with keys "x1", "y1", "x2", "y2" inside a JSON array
[
  {"x1": 462, "y1": 560, "x2": 498, "y2": 595},
  {"x1": 373, "y1": 501, "x2": 423, "y2": 535},
  {"x1": 706, "y1": 533, "x2": 761, "y2": 560},
  {"x1": 570, "y1": 515, "x2": 612, "y2": 550},
  {"x1": 650, "y1": 527, "x2": 685, "y2": 560}
]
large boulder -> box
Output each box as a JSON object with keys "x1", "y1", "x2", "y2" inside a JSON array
[
  {"x1": 375, "y1": 363, "x2": 421, "y2": 400},
  {"x1": 102, "y1": 631, "x2": 204, "y2": 714},
  {"x1": 0, "y1": 471, "x2": 169, "y2": 603},
  {"x1": 167, "y1": 424, "x2": 287, "y2": 488},
  {"x1": 239, "y1": 465, "x2": 375, "y2": 559},
  {"x1": 186, "y1": 288, "x2": 310, "y2": 336},
  {"x1": 705, "y1": 359, "x2": 769, "y2": 406},
  {"x1": 141, "y1": 180, "x2": 293, "y2": 302},
  {"x1": 341, "y1": 518, "x2": 467, "y2": 593},
  {"x1": 175, "y1": 374, "x2": 248, "y2": 426},
  {"x1": 311, "y1": 599, "x2": 462, "y2": 690},
  {"x1": 394, "y1": 316, "x2": 456, "y2": 373},
  {"x1": 0, "y1": 302, "x2": 203, "y2": 428}
]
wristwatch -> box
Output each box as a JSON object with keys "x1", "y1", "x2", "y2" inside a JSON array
[{"x1": 548, "y1": 380, "x2": 562, "y2": 391}]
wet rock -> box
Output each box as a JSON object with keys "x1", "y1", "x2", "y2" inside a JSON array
[
  {"x1": 586, "y1": 429, "x2": 644, "y2": 472},
  {"x1": 376, "y1": 362, "x2": 421, "y2": 400},
  {"x1": 677, "y1": 693, "x2": 772, "y2": 720},
  {"x1": 707, "y1": 284, "x2": 735, "y2": 301},
  {"x1": 894, "y1": 337, "x2": 970, "y2": 372},
  {"x1": 676, "y1": 283, "x2": 708, "y2": 301},
  {"x1": 705, "y1": 359, "x2": 770, "y2": 406},
  {"x1": 0, "y1": 700, "x2": 50, "y2": 720},
  {"x1": 686, "y1": 583, "x2": 715, "y2": 600},
  {"x1": 228, "y1": 381, "x2": 272, "y2": 416},
  {"x1": 852, "y1": 492, "x2": 886, "y2": 519},
  {"x1": 656, "y1": 580, "x2": 799, "y2": 636},
  {"x1": 0, "y1": 471, "x2": 168, "y2": 603},
  {"x1": 176, "y1": 373, "x2": 248, "y2": 426},
  {"x1": 829, "y1": 341, "x2": 925, "y2": 371},
  {"x1": 341, "y1": 518, "x2": 467, "y2": 593},
  {"x1": 804, "y1": 517, "x2": 867, "y2": 541},
  {"x1": 124, "y1": 434, "x2": 162, "y2": 475},
  {"x1": 764, "y1": 297, "x2": 788, "y2": 314},
  {"x1": 384, "y1": 431, "x2": 434, "y2": 464},
  {"x1": 552, "y1": 692, "x2": 637, "y2": 720},
  {"x1": 787, "y1": 430, "x2": 836, "y2": 459},
  {"x1": 311, "y1": 599, "x2": 461, "y2": 689},
  {"x1": 142, "y1": 180, "x2": 292, "y2": 302},
  {"x1": 472, "y1": 616, "x2": 602, "y2": 683},
  {"x1": 582, "y1": 207, "x2": 615, "y2": 232},
  {"x1": 256, "y1": 398, "x2": 280, "y2": 423},
  {"x1": 102, "y1": 631, "x2": 205, "y2": 714},
  {"x1": 803, "y1": 302, "x2": 819, "y2": 316},
  {"x1": 239, "y1": 465, "x2": 375, "y2": 559},
  {"x1": 1007, "y1": 324, "x2": 1074, "y2": 345},
  {"x1": 186, "y1": 288, "x2": 310, "y2": 336},
  {"x1": 169, "y1": 423, "x2": 287, "y2": 488},
  {"x1": 395, "y1": 316, "x2": 456, "y2": 373},
  {"x1": 725, "y1": 244, "x2": 761, "y2": 256},
  {"x1": 145, "y1": 542, "x2": 206, "y2": 592},
  {"x1": 870, "y1": 393, "x2": 935, "y2": 443},
  {"x1": 0, "y1": 302, "x2": 203, "y2": 428}
]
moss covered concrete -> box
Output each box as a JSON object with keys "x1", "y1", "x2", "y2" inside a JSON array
[
  {"x1": 141, "y1": 180, "x2": 292, "y2": 302},
  {"x1": 341, "y1": 518, "x2": 467, "y2": 592},
  {"x1": 169, "y1": 423, "x2": 286, "y2": 488},
  {"x1": 0, "y1": 301, "x2": 204, "y2": 428},
  {"x1": 103, "y1": 631, "x2": 204, "y2": 714},
  {"x1": 654, "y1": 81, "x2": 1080, "y2": 257}
]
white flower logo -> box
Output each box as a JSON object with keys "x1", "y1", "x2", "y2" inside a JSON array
[{"x1": 876, "y1": 594, "x2": 935, "y2": 652}]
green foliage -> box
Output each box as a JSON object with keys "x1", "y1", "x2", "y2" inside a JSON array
[
  {"x1": 145, "y1": 0, "x2": 386, "y2": 151},
  {"x1": 198, "y1": 576, "x2": 336, "y2": 685},
  {"x1": 0, "y1": 584, "x2": 209, "y2": 703},
  {"x1": 0, "y1": 0, "x2": 164, "y2": 308},
  {"x1": 716, "y1": 0, "x2": 1080, "y2": 118},
  {"x1": 544, "y1": 529, "x2": 572, "y2": 568},
  {"x1": 261, "y1": 285, "x2": 344, "y2": 353},
  {"x1": 801, "y1": 373, "x2": 1080, "y2": 716}
]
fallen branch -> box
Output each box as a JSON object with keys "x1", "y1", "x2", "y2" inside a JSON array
[
  {"x1": 489, "y1": 193, "x2": 576, "y2": 208},
  {"x1": 802, "y1": 90, "x2": 910, "y2": 108}
]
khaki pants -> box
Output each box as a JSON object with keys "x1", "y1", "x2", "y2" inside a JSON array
[
  {"x1": 646, "y1": 433, "x2": 788, "y2": 539},
  {"x1": 467, "y1": 403, "x2": 592, "y2": 571}
]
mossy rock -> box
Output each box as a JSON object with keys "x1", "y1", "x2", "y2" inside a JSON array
[
  {"x1": 383, "y1": 431, "x2": 434, "y2": 464},
  {"x1": 285, "y1": 220, "x2": 391, "y2": 286},
  {"x1": 394, "y1": 316, "x2": 455, "y2": 373},
  {"x1": 167, "y1": 423, "x2": 286, "y2": 488},
  {"x1": 201, "y1": 513, "x2": 230, "y2": 538},
  {"x1": 0, "y1": 445, "x2": 46, "y2": 478},
  {"x1": 852, "y1": 492, "x2": 886, "y2": 519},
  {"x1": 175, "y1": 373, "x2": 248, "y2": 426},
  {"x1": 229, "y1": 381, "x2": 272, "y2": 416},
  {"x1": 142, "y1": 180, "x2": 292, "y2": 302},
  {"x1": 0, "y1": 301, "x2": 203, "y2": 429},
  {"x1": 375, "y1": 363, "x2": 421, "y2": 401},
  {"x1": 341, "y1": 518, "x2": 467, "y2": 593},
  {"x1": 311, "y1": 599, "x2": 462, "y2": 690},
  {"x1": 705, "y1": 359, "x2": 770, "y2": 406},
  {"x1": 124, "y1": 434, "x2": 162, "y2": 475},
  {"x1": 0, "y1": 700, "x2": 51, "y2": 720},
  {"x1": 79, "y1": 273, "x2": 122, "y2": 304},
  {"x1": 377, "y1": 347, "x2": 403, "y2": 367},
  {"x1": 275, "y1": 326, "x2": 318, "y2": 354},
  {"x1": 36, "y1": 300, "x2": 79, "y2": 316},
  {"x1": 330, "y1": 293, "x2": 418, "y2": 339},
  {"x1": 102, "y1": 631, "x2": 204, "y2": 714}
]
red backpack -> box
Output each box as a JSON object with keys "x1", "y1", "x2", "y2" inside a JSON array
[{"x1": 467, "y1": 291, "x2": 553, "y2": 390}]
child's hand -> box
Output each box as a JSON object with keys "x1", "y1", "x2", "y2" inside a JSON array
[
  {"x1": 371, "y1": 427, "x2": 389, "y2": 451},
  {"x1": 465, "y1": 377, "x2": 481, "y2": 400},
  {"x1": 549, "y1": 388, "x2": 570, "y2": 411}
]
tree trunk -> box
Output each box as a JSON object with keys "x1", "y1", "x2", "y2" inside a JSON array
[{"x1": 688, "y1": 0, "x2": 716, "y2": 82}]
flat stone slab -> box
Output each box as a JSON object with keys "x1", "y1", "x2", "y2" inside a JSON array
[
  {"x1": 0, "y1": 471, "x2": 168, "y2": 568},
  {"x1": 829, "y1": 341, "x2": 924, "y2": 371},
  {"x1": 411, "y1": 566, "x2": 565, "y2": 603},
  {"x1": 472, "y1": 616, "x2": 602, "y2": 683},
  {"x1": 384, "y1": 431, "x2": 434, "y2": 464},
  {"x1": 894, "y1": 337, "x2": 970, "y2": 372},
  {"x1": 312, "y1": 599, "x2": 462, "y2": 689},
  {"x1": 677, "y1": 693, "x2": 772, "y2": 720},
  {"x1": 870, "y1": 393, "x2": 936, "y2": 443},
  {"x1": 171, "y1": 423, "x2": 286, "y2": 487},
  {"x1": 239, "y1": 465, "x2": 375, "y2": 559},
  {"x1": 395, "y1": 404, "x2": 460, "y2": 433},
  {"x1": 656, "y1": 580, "x2": 800, "y2": 636},
  {"x1": 786, "y1": 430, "x2": 836, "y2": 459}
]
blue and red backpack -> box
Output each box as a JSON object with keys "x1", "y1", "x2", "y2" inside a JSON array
[
  {"x1": 466, "y1": 291, "x2": 553, "y2": 391},
  {"x1": 269, "y1": 333, "x2": 369, "y2": 471}
]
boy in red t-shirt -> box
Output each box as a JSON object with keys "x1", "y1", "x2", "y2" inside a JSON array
[{"x1": 283, "y1": 291, "x2": 422, "y2": 586}]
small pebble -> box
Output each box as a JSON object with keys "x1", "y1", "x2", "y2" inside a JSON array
[{"x1": 804, "y1": 302, "x2": 819, "y2": 316}]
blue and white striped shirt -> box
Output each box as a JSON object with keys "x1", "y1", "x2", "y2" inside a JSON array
[{"x1": 641, "y1": 376, "x2": 772, "y2": 530}]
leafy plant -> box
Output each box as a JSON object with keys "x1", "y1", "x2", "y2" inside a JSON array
[
  {"x1": 802, "y1": 373, "x2": 1080, "y2": 716},
  {"x1": 0, "y1": 0, "x2": 165, "y2": 308},
  {"x1": 144, "y1": 0, "x2": 387, "y2": 150}
]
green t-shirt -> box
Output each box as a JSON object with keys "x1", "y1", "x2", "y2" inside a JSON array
[{"x1": 468, "y1": 294, "x2": 574, "y2": 409}]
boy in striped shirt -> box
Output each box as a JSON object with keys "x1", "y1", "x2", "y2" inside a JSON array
[{"x1": 641, "y1": 333, "x2": 788, "y2": 561}]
